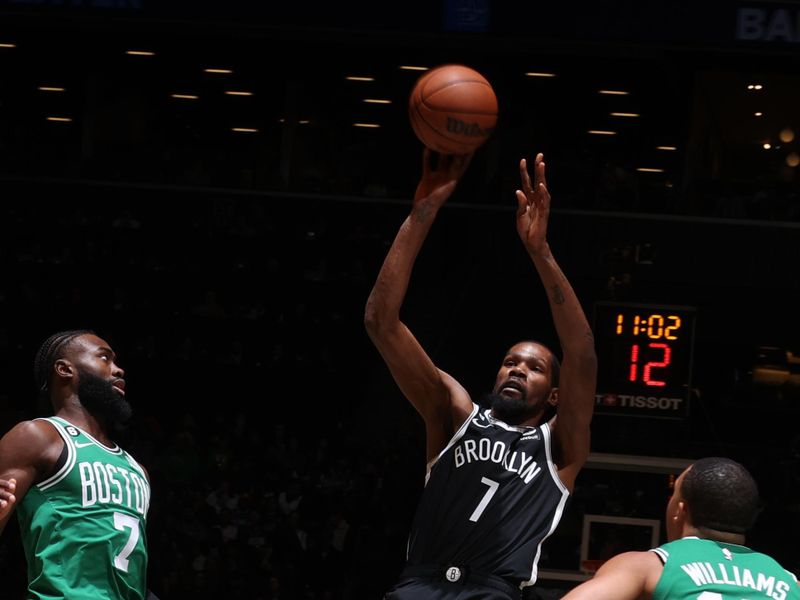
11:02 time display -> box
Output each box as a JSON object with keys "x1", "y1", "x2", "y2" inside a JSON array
[
  {"x1": 615, "y1": 313, "x2": 682, "y2": 340},
  {"x1": 594, "y1": 302, "x2": 696, "y2": 418}
]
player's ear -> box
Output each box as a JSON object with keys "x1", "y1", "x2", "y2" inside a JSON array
[
  {"x1": 54, "y1": 359, "x2": 74, "y2": 380},
  {"x1": 678, "y1": 500, "x2": 689, "y2": 520},
  {"x1": 547, "y1": 388, "x2": 559, "y2": 407},
  {"x1": 672, "y1": 500, "x2": 689, "y2": 526}
]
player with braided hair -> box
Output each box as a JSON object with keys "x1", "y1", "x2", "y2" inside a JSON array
[
  {"x1": 33, "y1": 329, "x2": 95, "y2": 394},
  {"x1": 0, "y1": 330, "x2": 151, "y2": 599}
]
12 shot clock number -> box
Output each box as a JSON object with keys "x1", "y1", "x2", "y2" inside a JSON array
[{"x1": 593, "y1": 302, "x2": 697, "y2": 418}]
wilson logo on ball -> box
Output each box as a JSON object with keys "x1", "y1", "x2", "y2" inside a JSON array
[
  {"x1": 445, "y1": 117, "x2": 495, "y2": 138},
  {"x1": 409, "y1": 63, "x2": 498, "y2": 155}
]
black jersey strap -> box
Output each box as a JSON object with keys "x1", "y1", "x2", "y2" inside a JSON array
[
  {"x1": 400, "y1": 564, "x2": 521, "y2": 598},
  {"x1": 46, "y1": 439, "x2": 69, "y2": 481},
  {"x1": 650, "y1": 547, "x2": 668, "y2": 565}
]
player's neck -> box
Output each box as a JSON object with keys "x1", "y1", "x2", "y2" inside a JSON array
[
  {"x1": 686, "y1": 525, "x2": 746, "y2": 546},
  {"x1": 490, "y1": 409, "x2": 542, "y2": 428},
  {"x1": 55, "y1": 405, "x2": 113, "y2": 446}
]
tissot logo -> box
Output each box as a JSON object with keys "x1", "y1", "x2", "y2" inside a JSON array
[
  {"x1": 595, "y1": 393, "x2": 683, "y2": 411},
  {"x1": 599, "y1": 394, "x2": 619, "y2": 407}
]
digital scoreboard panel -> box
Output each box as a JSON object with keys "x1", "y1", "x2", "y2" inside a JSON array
[{"x1": 593, "y1": 302, "x2": 696, "y2": 419}]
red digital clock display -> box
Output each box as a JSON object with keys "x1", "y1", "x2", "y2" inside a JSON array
[{"x1": 593, "y1": 302, "x2": 696, "y2": 418}]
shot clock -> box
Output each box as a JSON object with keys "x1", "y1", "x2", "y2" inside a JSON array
[{"x1": 593, "y1": 302, "x2": 696, "y2": 418}]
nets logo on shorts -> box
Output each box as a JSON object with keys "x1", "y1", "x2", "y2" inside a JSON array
[{"x1": 445, "y1": 567, "x2": 462, "y2": 582}]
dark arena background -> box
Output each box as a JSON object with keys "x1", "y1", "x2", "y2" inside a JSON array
[{"x1": 0, "y1": 1, "x2": 799, "y2": 598}]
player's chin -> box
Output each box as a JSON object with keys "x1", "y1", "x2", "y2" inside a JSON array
[
  {"x1": 110, "y1": 398, "x2": 134, "y2": 425},
  {"x1": 485, "y1": 392, "x2": 530, "y2": 416}
]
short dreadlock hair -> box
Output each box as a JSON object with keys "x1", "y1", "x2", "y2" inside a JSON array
[
  {"x1": 682, "y1": 457, "x2": 760, "y2": 534},
  {"x1": 33, "y1": 330, "x2": 94, "y2": 399}
]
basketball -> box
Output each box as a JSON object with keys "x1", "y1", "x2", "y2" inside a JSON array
[{"x1": 408, "y1": 64, "x2": 498, "y2": 155}]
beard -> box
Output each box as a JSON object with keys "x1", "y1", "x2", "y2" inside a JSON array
[
  {"x1": 482, "y1": 392, "x2": 539, "y2": 424},
  {"x1": 77, "y1": 369, "x2": 132, "y2": 427}
]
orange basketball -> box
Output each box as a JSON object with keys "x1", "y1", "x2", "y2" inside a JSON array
[{"x1": 408, "y1": 64, "x2": 498, "y2": 155}]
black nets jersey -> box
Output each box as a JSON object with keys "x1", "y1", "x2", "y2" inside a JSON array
[{"x1": 405, "y1": 403, "x2": 569, "y2": 588}]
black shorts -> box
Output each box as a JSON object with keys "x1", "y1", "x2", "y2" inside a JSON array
[{"x1": 384, "y1": 565, "x2": 522, "y2": 600}]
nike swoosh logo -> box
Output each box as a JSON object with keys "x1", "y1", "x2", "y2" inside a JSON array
[{"x1": 73, "y1": 441, "x2": 94, "y2": 448}]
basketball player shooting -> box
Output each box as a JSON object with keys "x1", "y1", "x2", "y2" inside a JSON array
[{"x1": 365, "y1": 149, "x2": 597, "y2": 599}]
